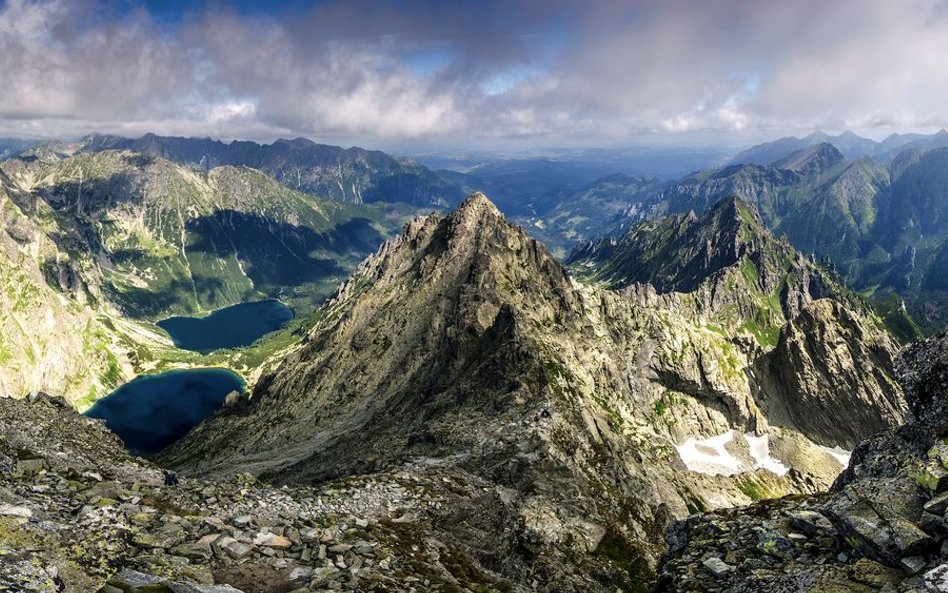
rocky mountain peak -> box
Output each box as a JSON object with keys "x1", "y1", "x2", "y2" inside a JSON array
[
  {"x1": 566, "y1": 196, "x2": 782, "y2": 294},
  {"x1": 438, "y1": 191, "x2": 506, "y2": 243},
  {"x1": 452, "y1": 190, "x2": 502, "y2": 219},
  {"x1": 772, "y1": 142, "x2": 845, "y2": 174},
  {"x1": 703, "y1": 194, "x2": 765, "y2": 239},
  {"x1": 0, "y1": 176, "x2": 913, "y2": 592}
]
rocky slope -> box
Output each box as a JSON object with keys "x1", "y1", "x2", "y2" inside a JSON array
[
  {"x1": 0, "y1": 167, "x2": 143, "y2": 405},
  {"x1": 1, "y1": 151, "x2": 421, "y2": 319},
  {"x1": 78, "y1": 134, "x2": 463, "y2": 207},
  {"x1": 658, "y1": 329, "x2": 948, "y2": 593},
  {"x1": 0, "y1": 392, "x2": 551, "y2": 593},
  {"x1": 570, "y1": 197, "x2": 906, "y2": 449},
  {"x1": 159, "y1": 193, "x2": 907, "y2": 590}
]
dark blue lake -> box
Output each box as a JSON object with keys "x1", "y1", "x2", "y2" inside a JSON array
[
  {"x1": 84, "y1": 368, "x2": 245, "y2": 454},
  {"x1": 157, "y1": 299, "x2": 294, "y2": 352}
]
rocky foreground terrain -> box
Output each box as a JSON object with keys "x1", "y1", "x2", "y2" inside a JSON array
[{"x1": 1, "y1": 393, "x2": 544, "y2": 592}]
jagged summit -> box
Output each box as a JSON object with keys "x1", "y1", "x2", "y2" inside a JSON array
[
  {"x1": 454, "y1": 190, "x2": 501, "y2": 216},
  {"x1": 163, "y1": 190, "x2": 576, "y2": 478},
  {"x1": 567, "y1": 195, "x2": 789, "y2": 294},
  {"x1": 771, "y1": 142, "x2": 845, "y2": 173},
  {"x1": 156, "y1": 191, "x2": 907, "y2": 590},
  {"x1": 441, "y1": 190, "x2": 505, "y2": 232}
]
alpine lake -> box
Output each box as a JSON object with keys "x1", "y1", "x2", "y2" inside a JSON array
[{"x1": 84, "y1": 300, "x2": 294, "y2": 455}]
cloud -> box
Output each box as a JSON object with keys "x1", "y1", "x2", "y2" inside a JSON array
[{"x1": 0, "y1": 0, "x2": 947, "y2": 147}]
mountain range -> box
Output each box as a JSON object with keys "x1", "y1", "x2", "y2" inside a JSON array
[
  {"x1": 25, "y1": 133, "x2": 463, "y2": 207},
  {"x1": 637, "y1": 143, "x2": 948, "y2": 336},
  {"x1": 1, "y1": 150, "x2": 421, "y2": 320},
  {"x1": 729, "y1": 129, "x2": 948, "y2": 165},
  {"x1": 530, "y1": 141, "x2": 944, "y2": 339},
  {"x1": 0, "y1": 144, "x2": 433, "y2": 406},
  {"x1": 0, "y1": 128, "x2": 945, "y2": 592}
]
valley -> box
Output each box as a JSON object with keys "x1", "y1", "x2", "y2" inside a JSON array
[{"x1": 0, "y1": 131, "x2": 944, "y2": 593}]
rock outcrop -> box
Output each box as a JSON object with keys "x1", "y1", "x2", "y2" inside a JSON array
[{"x1": 767, "y1": 299, "x2": 904, "y2": 448}]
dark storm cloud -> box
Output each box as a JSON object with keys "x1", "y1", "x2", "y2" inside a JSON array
[{"x1": 1, "y1": 0, "x2": 946, "y2": 145}]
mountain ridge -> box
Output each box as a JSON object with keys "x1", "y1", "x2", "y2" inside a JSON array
[
  {"x1": 624, "y1": 147, "x2": 946, "y2": 337},
  {"x1": 1, "y1": 150, "x2": 421, "y2": 320},
  {"x1": 70, "y1": 133, "x2": 464, "y2": 207},
  {"x1": 729, "y1": 129, "x2": 948, "y2": 165},
  {"x1": 159, "y1": 192, "x2": 906, "y2": 589}
]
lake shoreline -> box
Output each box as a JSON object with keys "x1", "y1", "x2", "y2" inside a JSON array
[{"x1": 157, "y1": 299, "x2": 295, "y2": 353}]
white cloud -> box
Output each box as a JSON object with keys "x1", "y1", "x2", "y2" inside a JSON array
[{"x1": 0, "y1": 0, "x2": 947, "y2": 146}]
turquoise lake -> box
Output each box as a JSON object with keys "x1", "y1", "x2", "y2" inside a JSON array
[
  {"x1": 84, "y1": 368, "x2": 245, "y2": 455},
  {"x1": 157, "y1": 299, "x2": 294, "y2": 352}
]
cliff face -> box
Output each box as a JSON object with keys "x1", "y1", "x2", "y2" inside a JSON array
[
  {"x1": 658, "y1": 330, "x2": 948, "y2": 593},
  {"x1": 767, "y1": 299, "x2": 904, "y2": 448},
  {"x1": 0, "y1": 169, "x2": 136, "y2": 404},
  {"x1": 160, "y1": 193, "x2": 907, "y2": 590},
  {"x1": 569, "y1": 197, "x2": 905, "y2": 449}
]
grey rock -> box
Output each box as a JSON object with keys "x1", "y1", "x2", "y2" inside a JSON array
[
  {"x1": 926, "y1": 492, "x2": 948, "y2": 516},
  {"x1": 920, "y1": 512, "x2": 943, "y2": 534},
  {"x1": 108, "y1": 569, "x2": 168, "y2": 592},
  {"x1": 788, "y1": 510, "x2": 834, "y2": 536},
  {"x1": 756, "y1": 526, "x2": 796, "y2": 560},
  {"x1": 702, "y1": 557, "x2": 733, "y2": 576},
  {"x1": 902, "y1": 555, "x2": 928, "y2": 575},
  {"x1": 289, "y1": 566, "x2": 313, "y2": 581},
  {"x1": 169, "y1": 583, "x2": 246, "y2": 593},
  {"x1": 222, "y1": 540, "x2": 254, "y2": 560},
  {"x1": 0, "y1": 505, "x2": 32, "y2": 519},
  {"x1": 925, "y1": 562, "x2": 948, "y2": 592}
]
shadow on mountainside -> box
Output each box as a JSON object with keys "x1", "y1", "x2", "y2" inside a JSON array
[{"x1": 185, "y1": 210, "x2": 383, "y2": 288}]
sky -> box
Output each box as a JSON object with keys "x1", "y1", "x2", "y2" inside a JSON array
[{"x1": 1, "y1": 0, "x2": 948, "y2": 151}]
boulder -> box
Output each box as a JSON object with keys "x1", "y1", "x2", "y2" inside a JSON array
[
  {"x1": 925, "y1": 562, "x2": 948, "y2": 592},
  {"x1": 253, "y1": 531, "x2": 292, "y2": 549},
  {"x1": 824, "y1": 493, "x2": 932, "y2": 566},
  {"x1": 108, "y1": 569, "x2": 170, "y2": 592},
  {"x1": 702, "y1": 557, "x2": 733, "y2": 576}
]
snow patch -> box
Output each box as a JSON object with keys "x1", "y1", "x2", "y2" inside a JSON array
[
  {"x1": 675, "y1": 430, "x2": 742, "y2": 476},
  {"x1": 745, "y1": 433, "x2": 789, "y2": 476},
  {"x1": 675, "y1": 430, "x2": 790, "y2": 477},
  {"x1": 819, "y1": 445, "x2": 852, "y2": 468}
]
